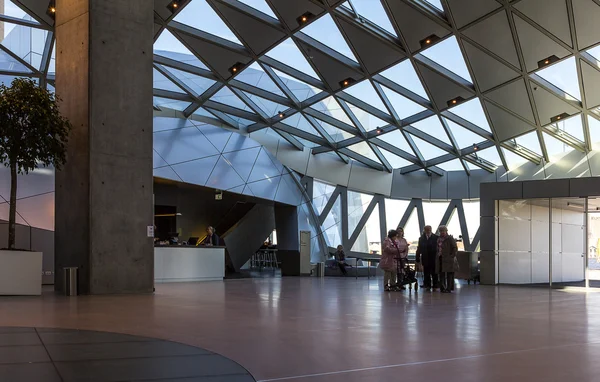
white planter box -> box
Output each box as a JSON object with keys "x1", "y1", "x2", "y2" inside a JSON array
[{"x1": 0, "y1": 250, "x2": 43, "y2": 295}]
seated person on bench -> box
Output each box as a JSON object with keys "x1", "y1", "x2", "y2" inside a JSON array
[{"x1": 335, "y1": 245, "x2": 348, "y2": 276}]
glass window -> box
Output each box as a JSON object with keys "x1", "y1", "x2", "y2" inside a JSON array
[
  {"x1": 237, "y1": 0, "x2": 277, "y2": 18},
  {"x1": 173, "y1": 0, "x2": 242, "y2": 44},
  {"x1": 536, "y1": 56, "x2": 581, "y2": 101},
  {"x1": 385, "y1": 199, "x2": 410, "y2": 233},
  {"x1": 154, "y1": 30, "x2": 209, "y2": 70},
  {"x1": 301, "y1": 14, "x2": 358, "y2": 62},
  {"x1": 514, "y1": 131, "x2": 542, "y2": 156},
  {"x1": 421, "y1": 36, "x2": 472, "y2": 82},
  {"x1": 443, "y1": 118, "x2": 487, "y2": 149},
  {"x1": 410, "y1": 135, "x2": 447, "y2": 160},
  {"x1": 266, "y1": 38, "x2": 320, "y2": 79},
  {"x1": 346, "y1": 0, "x2": 396, "y2": 35},
  {"x1": 379, "y1": 147, "x2": 413, "y2": 168},
  {"x1": 380, "y1": 60, "x2": 429, "y2": 99},
  {"x1": 380, "y1": 85, "x2": 426, "y2": 119},
  {"x1": 344, "y1": 80, "x2": 388, "y2": 113},
  {"x1": 449, "y1": 98, "x2": 492, "y2": 132}
]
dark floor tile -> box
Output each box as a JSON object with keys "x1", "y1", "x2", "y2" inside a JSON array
[
  {"x1": 55, "y1": 355, "x2": 248, "y2": 382},
  {"x1": 0, "y1": 363, "x2": 61, "y2": 382},
  {"x1": 0, "y1": 345, "x2": 50, "y2": 364},
  {"x1": 0, "y1": 332, "x2": 42, "y2": 346},
  {"x1": 36, "y1": 327, "x2": 79, "y2": 333},
  {"x1": 46, "y1": 340, "x2": 211, "y2": 361},
  {"x1": 0, "y1": 327, "x2": 35, "y2": 334},
  {"x1": 134, "y1": 376, "x2": 255, "y2": 382},
  {"x1": 39, "y1": 330, "x2": 157, "y2": 345}
]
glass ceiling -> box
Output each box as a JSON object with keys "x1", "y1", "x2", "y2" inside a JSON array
[{"x1": 3, "y1": 0, "x2": 600, "y2": 177}]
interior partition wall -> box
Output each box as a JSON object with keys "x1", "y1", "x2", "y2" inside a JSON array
[{"x1": 480, "y1": 178, "x2": 598, "y2": 287}]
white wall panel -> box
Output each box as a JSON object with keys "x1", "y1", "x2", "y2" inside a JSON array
[
  {"x1": 561, "y1": 252, "x2": 585, "y2": 282},
  {"x1": 562, "y1": 208, "x2": 584, "y2": 225},
  {"x1": 499, "y1": 218, "x2": 531, "y2": 252},
  {"x1": 499, "y1": 252, "x2": 531, "y2": 284},
  {"x1": 531, "y1": 252, "x2": 550, "y2": 283},
  {"x1": 552, "y1": 252, "x2": 563, "y2": 282},
  {"x1": 562, "y1": 223, "x2": 585, "y2": 254},
  {"x1": 306, "y1": 153, "x2": 351, "y2": 187},
  {"x1": 531, "y1": 204, "x2": 550, "y2": 222},
  {"x1": 531, "y1": 219, "x2": 549, "y2": 253},
  {"x1": 347, "y1": 162, "x2": 393, "y2": 196},
  {"x1": 499, "y1": 200, "x2": 530, "y2": 220}
]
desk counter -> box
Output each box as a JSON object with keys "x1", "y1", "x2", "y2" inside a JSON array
[{"x1": 154, "y1": 246, "x2": 225, "y2": 283}]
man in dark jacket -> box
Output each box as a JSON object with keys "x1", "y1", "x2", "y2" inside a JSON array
[
  {"x1": 415, "y1": 225, "x2": 439, "y2": 290},
  {"x1": 201, "y1": 226, "x2": 220, "y2": 246}
]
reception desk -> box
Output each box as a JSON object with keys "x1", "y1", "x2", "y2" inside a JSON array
[{"x1": 154, "y1": 246, "x2": 225, "y2": 283}]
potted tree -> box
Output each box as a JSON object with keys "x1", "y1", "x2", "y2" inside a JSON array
[{"x1": 0, "y1": 78, "x2": 71, "y2": 295}]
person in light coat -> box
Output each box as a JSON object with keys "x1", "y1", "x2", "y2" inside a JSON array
[{"x1": 435, "y1": 225, "x2": 458, "y2": 293}]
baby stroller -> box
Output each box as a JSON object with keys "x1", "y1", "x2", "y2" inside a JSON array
[{"x1": 394, "y1": 256, "x2": 418, "y2": 291}]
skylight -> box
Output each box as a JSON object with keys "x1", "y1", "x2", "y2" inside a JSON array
[
  {"x1": 236, "y1": 63, "x2": 285, "y2": 97},
  {"x1": 237, "y1": 0, "x2": 277, "y2": 18},
  {"x1": 271, "y1": 68, "x2": 321, "y2": 102},
  {"x1": 423, "y1": 0, "x2": 444, "y2": 11},
  {"x1": 412, "y1": 116, "x2": 448, "y2": 142},
  {"x1": 410, "y1": 135, "x2": 447, "y2": 160},
  {"x1": 162, "y1": 66, "x2": 217, "y2": 96},
  {"x1": 514, "y1": 131, "x2": 542, "y2": 156},
  {"x1": 348, "y1": 105, "x2": 388, "y2": 132},
  {"x1": 346, "y1": 0, "x2": 397, "y2": 36},
  {"x1": 536, "y1": 56, "x2": 581, "y2": 101},
  {"x1": 502, "y1": 148, "x2": 528, "y2": 170},
  {"x1": 443, "y1": 118, "x2": 487, "y2": 149},
  {"x1": 552, "y1": 114, "x2": 585, "y2": 142},
  {"x1": 421, "y1": 36, "x2": 472, "y2": 83},
  {"x1": 281, "y1": 113, "x2": 321, "y2": 137},
  {"x1": 474, "y1": 147, "x2": 502, "y2": 166},
  {"x1": 266, "y1": 38, "x2": 320, "y2": 79},
  {"x1": 301, "y1": 14, "x2": 358, "y2": 62},
  {"x1": 379, "y1": 147, "x2": 413, "y2": 168},
  {"x1": 380, "y1": 60, "x2": 429, "y2": 100},
  {"x1": 344, "y1": 80, "x2": 388, "y2": 113},
  {"x1": 154, "y1": 30, "x2": 208, "y2": 69},
  {"x1": 378, "y1": 130, "x2": 415, "y2": 155},
  {"x1": 380, "y1": 86, "x2": 426, "y2": 119},
  {"x1": 347, "y1": 142, "x2": 380, "y2": 162},
  {"x1": 588, "y1": 115, "x2": 600, "y2": 150},
  {"x1": 173, "y1": 0, "x2": 242, "y2": 44},
  {"x1": 449, "y1": 99, "x2": 492, "y2": 132},
  {"x1": 543, "y1": 132, "x2": 574, "y2": 159}
]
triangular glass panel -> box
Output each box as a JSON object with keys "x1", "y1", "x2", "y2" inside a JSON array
[
  {"x1": 378, "y1": 130, "x2": 415, "y2": 154},
  {"x1": 313, "y1": 182, "x2": 337, "y2": 215},
  {"x1": 301, "y1": 14, "x2": 358, "y2": 62},
  {"x1": 0, "y1": 49, "x2": 32, "y2": 73},
  {"x1": 501, "y1": 148, "x2": 528, "y2": 170},
  {"x1": 210, "y1": 87, "x2": 250, "y2": 111},
  {"x1": 323, "y1": 194, "x2": 343, "y2": 230},
  {"x1": 449, "y1": 98, "x2": 492, "y2": 132},
  {"x1": 153, "y1": 96, "x2": 191, "y2": 111},
  {"x1": 588, "y1": 46, "x2": 600, "y2": 61},
  {"x1": 551, "y1": 113, "x2": 585, "y2": 142},
  {"x1": 412, "y1": 116, "x2": 448, "y2": 141},
  {"x1": 443, "y1": 118, "x2": 487, "y2": 149},
  {"x1": 2, "y1": 2, "x2": 30, "y2": 26},
  {"x1": 313, "y1": 119, "x2": 353, "y2": 142},
  {"x1": 588, "y1": 115, "x2": 600, "y2": 150},
  {"x1": 173, "y1": 0, "x2": 242, "y2": 44},
  {"x1": 385, "y1": 199, "x2": 410, "y2": 232},
  {"x1": 154, "y1": 30, "x2": 209, "y2": 70},
  {"x1": 281, "y1": 113, "x2": 321, "y2": 137},
  {"x1": 351, "y1": 207, "x2": 381, "y2": 254},
  {"x1": 401, "y1": 206, "x2": 421, "y2": 246},
  {"x1": 379, "y1": 147, "x2": 412, "y2": 168},
  {"x1": 380, "y1": 60, "x2": 429, "y2": 100},
  {"x1": 438, "y1": 159, "x2": 465, "y2": 171},
  {"x1": 243, "y1": 91, "x2": 288, "y2": 117},
  {"x1": 421, "y1": 36, "x2": 472, "y2": 83},
  {"x1": 347, "y1": 0, "x2": 397, "y2": 36},
  {"x1": 348, "y1": 191, "x2": 374, "y2": 236},
  {"x1": 296, "y1": 136, "x2": 321, "y2": 148},
  {"x1": 237, "y1": 0, "x2": 277, "y2": 18},
  {"x1": 1, "y1": 21, "x2": 49, "y2": 69},
  {"x1": 311, "y1": 96, "x2": 356, "y2": 127},
  {"x1": 447, "y1": 208, "x2": 465, "y2": 249},
  {"x1": 48, "y1": 41, "x2": 56, "y2": 74},
  {"x1": 536, "y1": 57, "x2": 581, "y2": 101},
  {"x1": 380, "y1": 85, "x2": 426, "y2": 119},
  {"x1": 424, "y1": 0, "x2": 444, "y2": 11},
  {"x1": 236, "y1": 63, "x2": 285, "y2": 97},
  {"x1": 347, "y1": 105, "x2": 387, "y2": 132},
  {"x1": 543, "y1": 132, "x2": 575, "y2": 159},
  {"x1": 474, "y1": 147, "x2": 502, "y2": 166},
  {"x1": 344, "y1": 80, "x2": 388, "y2": 113},
  {"x1": 410, "y1": 135, "x2": 447, "y2": 160},
  {"x1": 266, "y1": 38, "x2": 320, "y2": 79},
  {"x1": 271, "y1": 67, "x2": 321, "y2": 101},
  {"x1": 162, "y1": 66, "x2": 217, "y2": 96},
  {"x1": 347, "y1": 141, "x2": 381, "y2": 163},
  {"x1": 514, "y1": 131, "x2": 543, "y2": 156},
  {"x1": 422, "y1": 201, "x2": 449, "y2": 230},
  {"x1": 153, "y1": 68, "x2": 185, "y2": 93}
]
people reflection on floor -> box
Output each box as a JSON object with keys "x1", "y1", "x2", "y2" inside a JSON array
[
  {"x1": 437, "y1": 225, "x2": 458, "y2": 293},
  {"x1": 335, "y1": 245, "x2": 348, "y2": 276},
  {"x1": 416, "y1": 225, "x2": 439, "y2": 291}
]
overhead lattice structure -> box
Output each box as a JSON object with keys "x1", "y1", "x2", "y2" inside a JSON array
[{"x1": 2, "y1": 0, "x2": 600, "y2": 176}]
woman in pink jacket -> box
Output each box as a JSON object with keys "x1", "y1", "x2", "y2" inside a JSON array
[{"x1": 380, "y1": 228, "x2": 409, "y2": 291}]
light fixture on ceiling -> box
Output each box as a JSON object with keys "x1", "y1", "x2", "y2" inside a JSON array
[
  {"x1": 278, "y1": 111, "x2": 284, "y2": 118},
  {"x1": 537, "y1": 55, "x2": 559, "y2": 69},
  {"x1": 447, "y1": 96, "x2": 465, "y2": 108},
  {"x1": 46, "y1": 0, "x2": 56, "y2": 19},
  {"x1": 473, "y1": 144, "x2": 479, "y2": 151},
  {"x1": 376, "y1": 127, "x2": 383, "y2": 134},
  {"x1": 339, "y1": 77, "x2": 356, "y2": 88},
  {"x1": 419, "y1": 34, "x2": 440, "y2": 48},
  {"x1": 228, "y1": 62, "x2": 245, "y2": 75},
  {"x1": 167, "y1": 0, "x2": 187, "y2": 13},
  {"x1": 550, "y1": 112, "x2": 570, "y2": 123},
  {"x1": 297, "y1": 11, "x2": 315, "y2": 25}
]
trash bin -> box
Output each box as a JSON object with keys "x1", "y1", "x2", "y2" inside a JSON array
[
  {"x1": 63, "y1": 267, "x2": 78, "y2": 296},
  {"x1": 316, "y1": 262, "x2": 325, "y2": 278}
]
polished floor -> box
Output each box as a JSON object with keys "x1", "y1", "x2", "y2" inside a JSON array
[
  {"x1": 1, "y1": 278, "x2": 600, "y2": 381},
  {"x1": 0, "y1": 327, "x2": 253, "y2": 381}
]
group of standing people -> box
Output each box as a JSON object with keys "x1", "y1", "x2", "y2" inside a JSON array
[{"x1": 380, "y1": 225, "x2": 458, "y2": 293}]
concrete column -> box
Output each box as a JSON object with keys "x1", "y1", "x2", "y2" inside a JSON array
[{"x1": 54, "y1": 0, "x2": 154, "y2": 294}]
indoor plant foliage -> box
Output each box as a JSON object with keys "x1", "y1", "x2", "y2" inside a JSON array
[{"x1": 0, "y1": 78, "x2": 71, "y2": 250}]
